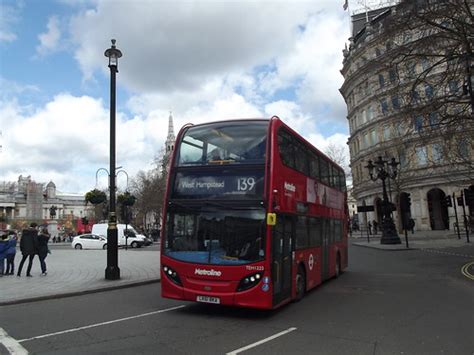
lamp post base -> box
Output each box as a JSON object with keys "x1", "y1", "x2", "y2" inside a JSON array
[
  {"x1": 105, "y1": 266, "x2": 120, "y2": 280},
  {"x1": 380, "y1": 218, "x2": 402, "y2": 245}
]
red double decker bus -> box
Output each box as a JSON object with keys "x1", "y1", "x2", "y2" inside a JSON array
[{"x1": 160, "y1": 116, "x2": 348, "y2": 309}]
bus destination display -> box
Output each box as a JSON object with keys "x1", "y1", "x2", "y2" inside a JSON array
[{"x1": 173, "y1": 171, "x2": 264, "y2": 199}]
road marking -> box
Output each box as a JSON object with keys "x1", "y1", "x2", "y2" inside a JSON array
[
  {"x1": 461, "y1": 261, "x2": 474, "y2": 281},
  {"x1": 421, "y1": 249, "x2": 473, "y2": 259},
  {"x1": 0, "y1": 327, "x2": 29, "y2": 355},
  {"x1": 226, "y1": 327, "x2": 297, "y2": 355},
  {"x1": 18, "y1": 305, "x2": 186, "y2": 343}
]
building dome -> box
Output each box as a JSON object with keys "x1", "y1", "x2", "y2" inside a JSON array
[{"x1": 46, "y1": 181, "x2": 56, "y2": 199}]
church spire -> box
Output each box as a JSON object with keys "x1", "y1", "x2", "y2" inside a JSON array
[{"x1": 165, "y1": 111, "x2": 175, "y2": 153}]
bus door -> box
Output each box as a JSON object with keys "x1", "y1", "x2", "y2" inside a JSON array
[
  {"x1": 321, "y1": 219, "x2": 330, "y2": 281},
  {"x1": 272, "y1": 215, "x2": 293, "y2": 305}
]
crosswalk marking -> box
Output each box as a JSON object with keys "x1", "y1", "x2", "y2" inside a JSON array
[{"x1": 0, "y1": 327, "x2": 29, "y2": 355}]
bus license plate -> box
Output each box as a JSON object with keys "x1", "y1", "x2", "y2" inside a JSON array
[{"x1": 196, "y1": 295, "x2": 220, "y2": 304}]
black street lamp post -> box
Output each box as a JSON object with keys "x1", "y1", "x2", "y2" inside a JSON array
[
  {"x1": 104, "y1": 39, "x2": 122, "y2": 280},
  {"x1": 366, "y1": 156, "x2": 402, "y2": 245}
]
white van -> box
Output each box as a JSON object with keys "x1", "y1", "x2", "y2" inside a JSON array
[{"x1": 91, "y1": 223, "x2": 146, "y2": 248}]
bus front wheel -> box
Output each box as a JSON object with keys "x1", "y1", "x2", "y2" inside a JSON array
[{"x1": 295, "y1": 266, "x2": 306, "y2": 302}]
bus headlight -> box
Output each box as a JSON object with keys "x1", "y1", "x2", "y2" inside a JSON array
[
  {"x1": 162, "y1": 265, "x2": 182, "y2": 286},
  {"x1": 236, "y1": 272, "x2": 263, "y2": 292}
]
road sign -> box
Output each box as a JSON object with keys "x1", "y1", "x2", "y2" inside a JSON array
[{"x1": 357, "y1": 205, "x2": 374, "y2": 212}]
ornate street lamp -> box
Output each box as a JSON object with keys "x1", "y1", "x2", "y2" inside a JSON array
[
  {"x1": 366, "y1": 156, "x2": 402, "y2": 245},
  {"x1": 104, "y1": 39, "x2": 122, "y2": 280}
]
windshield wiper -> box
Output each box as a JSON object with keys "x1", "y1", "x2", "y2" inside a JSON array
[
  {"x1": 203, "y1": 200, "x2": 228, "y2": 208},
  {"x1": 168, "y1": 201, "x2": 198, "y2": 211}
]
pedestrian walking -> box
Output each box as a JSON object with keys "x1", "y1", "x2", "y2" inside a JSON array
[
  {"x1": 17, "y1": 223, "x2": 39, "y2": 277},
  {"x1": 37, "y1": 227, "x2": 50, "y2": 276},
  {"x1": 0, "y1": 233, "x2": 9, "y2": 276},
  {"x1": 408, "y1": 218, "x2": 415, "y2": 234},
  {"x1": 373, "y1": 220, "x2": 378, "y2": 234},
  {"x1": 5, "y1": 231, "x2": 18, "y2": 275},
  {"x1": 367, "y1": 221, "x2": 372, "y2": 235}
]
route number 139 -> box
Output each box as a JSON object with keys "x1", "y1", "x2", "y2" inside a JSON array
[{"x1": 237, "y1": 177, "x2": 256, "y2": 191}]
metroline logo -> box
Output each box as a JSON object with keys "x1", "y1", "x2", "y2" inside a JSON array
[{"x1": 195, "y1": 268, "x2": 222, "y2": 277}]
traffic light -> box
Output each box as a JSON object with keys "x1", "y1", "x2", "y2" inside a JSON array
[
  {"x1": 445, "y1": 195, "x2": 452, "y2": 207},
  {"x1": 465, "y1": 189, "x2": 474, "y2": 204},
  {"x1": 400, "y1": 193, "x2": 411, "y2": 211},
  {"x1": 400, "y1": 193, "x2": 412, "y2": 230}
]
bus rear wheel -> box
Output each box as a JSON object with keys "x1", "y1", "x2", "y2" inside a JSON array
[{"x1": 295, "y1": 266, "x2": 306, "y2": 302}]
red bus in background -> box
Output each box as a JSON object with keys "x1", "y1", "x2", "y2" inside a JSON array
[{"x1": 160, "y1": 116, "x2": 348, "y2": 309}]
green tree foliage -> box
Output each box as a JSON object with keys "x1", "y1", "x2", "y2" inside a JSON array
[
  {"x1": 117, "y1": 191, "x2": 137, "y2": 206},
  {"x1": 85, "y1": 189, "x2": 108, "y2": 222},
  {"x1": 85, "y1": 189, "x2": 107, "y2": 205}
]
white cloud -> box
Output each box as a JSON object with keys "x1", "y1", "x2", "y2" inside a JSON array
[
  {"x1": 36, "y1": 16, "x2": 62, "y2": 56},
  {"x1": 1, "y1": 1, "x2": 356, "y2": 192},
  {"x1": 0, "y1": 91, "x2": 349, "y2": 193},
  {"x1": 67, "y1": 0, "x2": 351, "y2": 125},
  {"x1": 0, "y1": 1, "x2": 22, "y2": 43},
  {"x1": 0, "y1": 77, "x2": 40, "y2": 97},
  {"x1": 70, "y1": 1, "x2": 316, "y2": 91},
  {"x1": 0, "y1": 94, "x2": 169, "y2": 193}
]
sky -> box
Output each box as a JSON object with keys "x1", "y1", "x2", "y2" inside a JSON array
[{"x1": 0, "y1": 0, "x2": 371, "y2": 194}]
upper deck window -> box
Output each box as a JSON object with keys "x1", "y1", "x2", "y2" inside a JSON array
[{"x1": 177, "y1": 121, "x2": 268, "y2": 166}]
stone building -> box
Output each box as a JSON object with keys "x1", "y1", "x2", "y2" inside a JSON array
[
  {"x1": 0, "y1": 175, "x2": 93, "y2": 232},
  {"x1": 347, "y1": 187, "x2": 358, "y2": 220},
  {"x1": 340, "y1": 1, "x2": 473, "y2": 231}
]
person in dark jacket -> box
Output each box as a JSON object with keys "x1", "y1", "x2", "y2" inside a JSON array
[
  {"x1": 37, "y1": 227, "x2": 50, "y2": 276},
  {"x1": 5, "y1": 231, "x2": 18, "y2": 275},
  {"x1": 17, "y1": 223, "x2": 39, "y2": 277},
  {"x1": 0, "y1": 233, "x2": 8, "y2": 276}
]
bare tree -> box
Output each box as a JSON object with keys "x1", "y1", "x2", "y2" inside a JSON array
[
  {"x1": 325, "y1": 143, "x2": 352, "y2": 181},
  {"x1": 129, "y1": 148, "x2": 171, "y2": 230},
  {"x1": 375, "y1": 0, "x2": 474, "y2": 181}
]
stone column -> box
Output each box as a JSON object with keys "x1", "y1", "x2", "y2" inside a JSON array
[{"x1": 419, "y1": 188, "x2": 428, "y2": 231}]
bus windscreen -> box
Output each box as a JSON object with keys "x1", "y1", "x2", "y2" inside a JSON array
[
  {"x1": 177, "y1": 121, "x2": 268, "y2": 166},
  {"x1": 165, "y1": 208, "x2": 266, "y2": 265}
]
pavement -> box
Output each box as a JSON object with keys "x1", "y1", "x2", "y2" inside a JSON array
[
  {"x1": 0, "y1": 245, "x2": 161, "y2": 306},
  {"x1": 351, "y1": 229, "x2": 473, "y2": 250},
  {"x1": 1, "y1": 231, "x2": 472, "y2": 306}
]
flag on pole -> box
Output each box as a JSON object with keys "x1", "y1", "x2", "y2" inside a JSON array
[{"x1": 343, "y1": 0, "x2": 349, "y2": 10}]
